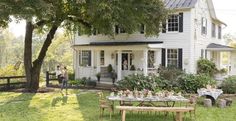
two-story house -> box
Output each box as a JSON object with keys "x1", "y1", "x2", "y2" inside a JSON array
[{"x1": 72, "y1": 0, "x2": 236, "y2": 81}]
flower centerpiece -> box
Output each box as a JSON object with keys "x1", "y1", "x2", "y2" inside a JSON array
[
  {"x1": 117, "y1": 90, "x2": 123, "y2": 97},
  {"x1": 147, "y1": 91, "x2": 153, "y2": 98}
]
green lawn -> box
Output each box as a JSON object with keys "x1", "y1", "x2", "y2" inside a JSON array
[{"x1": 0, "y1": 89, "x2": 235, "y2": 121}]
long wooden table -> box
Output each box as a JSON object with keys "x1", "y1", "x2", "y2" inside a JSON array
[
  {"x1": 107, "y1": 95, "x2": 189, "y2": 107},
  {"x1": 116, "y1": 106, "x2": 194, "y2": 121}
]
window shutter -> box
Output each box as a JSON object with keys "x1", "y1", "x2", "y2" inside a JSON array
[
  {"x1": 88, "y1": 51, "x2": 91, "y2": 66},
  {"x1": 178, "y1": 48, "x2": 183, "y2": 70},
  {"x1": 162, "y1": 22, "x2": 166, "y2": 33},
  {"x1": 161, "y1": 48, "x2": 166, "y2": 67},
  {"x1": 179, "y1": 13, "x2": 183, "y2": 32}
]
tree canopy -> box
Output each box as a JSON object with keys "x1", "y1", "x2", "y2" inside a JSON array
[{"x1": 0, "y1": 0, "x2": 167, "y2": 35}]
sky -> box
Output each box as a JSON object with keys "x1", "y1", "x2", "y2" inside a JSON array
[{"x1": 8, "y1": 0, "x2": 236, "y2": 37}]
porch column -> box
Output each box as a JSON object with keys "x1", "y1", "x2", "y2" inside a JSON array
[
  {"x1": 117, "y1": 50, "x2": 122, "y2": 81},
  {"x1": 96, "y1": 50, "x2": 101, "y2": 73},
  {"x1": 216, "y1": 52, "x2": 221, "y2": 69},
  {"x1": 91, "y1": 50, "x2": 94, "y2": 67},
  {"x1": 143, "y1": 49, "x2": 148, "y2": 76}
]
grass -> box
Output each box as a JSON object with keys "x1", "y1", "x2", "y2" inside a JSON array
[{"x1": 0, "y1": 89, "x2": 235, "y2": 121}]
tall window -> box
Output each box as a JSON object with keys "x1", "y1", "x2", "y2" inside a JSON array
[
  {"x1": 148, "y1": 51, "x2": 155, "y2": 68},
  {"x1": 218, "y1": 26, "x2": 222, "y2": 39},
  {"x1": 100, "y1": 50, "x2": 105, "y2": 65},
  {"x1": 211, "y1": 23, "x2": 216, "y2": 37},
  {"x1": 201, "y1": 17, "x2": 207, "y2": 35},
  {"x1": 79, "y1": 50, "x2": 91, "y2": 66},
  {"x1": 140, "y1": 24, "x2": 145, "y2": 34},
  {"x1": 115, "y1": 25, "x2": 126, "y2": 34},
  {"x1": 167, "y1": 49, "x2": 178, "y2": 67},
  {"x1": 167, "y1": 14, "x2": 179, "y2": 32}
]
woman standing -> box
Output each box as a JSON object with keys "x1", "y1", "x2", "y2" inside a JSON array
[{"x1": 61, "y1": 66, "x2": 68, "y2": 92}]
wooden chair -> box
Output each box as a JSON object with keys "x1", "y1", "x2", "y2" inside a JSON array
[
  {"x1": 185, "y1": 95, "x2": 197, "y2": 121},
  {"x1": 97, "y1": 92, "x2": 114, "y2": 119}
]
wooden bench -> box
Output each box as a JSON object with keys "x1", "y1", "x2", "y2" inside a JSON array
[{"x1": 116, "y1": 106, "x2": 194, "y2": 121}]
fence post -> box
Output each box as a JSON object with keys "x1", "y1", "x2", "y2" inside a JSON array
[
  {"x1": 46, "y1": 71, "x2": 49, "y2": 87},
  {"x1": 7, "y1": 78, "x2": 10, "y2": 90}
]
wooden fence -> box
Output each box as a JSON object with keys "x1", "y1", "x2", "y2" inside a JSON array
[
  {"x1": 0, "y1": 76, "x2": 26, "y2": 90},
  {"x1": 45, "y1": 71, "x2": 58, "y2": 87}
]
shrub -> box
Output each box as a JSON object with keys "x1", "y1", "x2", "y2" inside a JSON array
[
  {"x1": 197, "y1": 59, "x2": 217, "y2": 77},
  {"x1": 68, "y1": 73, "x2": 75, "y2": 80},
  {"x1": 0, "y1": 65, "x2": 24, "y2": 77},
  {"x1": 107, "y1": 64, "x2": 113, "y2": 73},
  {"x1": 158, "y1": 66, "x2": 184, "y2": 82},
  {"x1": 221, "y1": 76, "x2": 236, "y2": 94},
  {"x1": 178, "y1": 74, "x2": 216, "y2": 93},
  {"x1": 117, "y1": 74, "x2": 158, "y2": 91}
]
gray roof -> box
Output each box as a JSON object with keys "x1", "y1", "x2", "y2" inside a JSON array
[
  {"x1": 207, "y1": 43, "x2": 235, "y2": 51},
  {"x1": 77, "y1": 41, "x2": 163, "y2": 46},
  {"x1": 164, "y1": 0, "x2": 197, "y2": 9}
]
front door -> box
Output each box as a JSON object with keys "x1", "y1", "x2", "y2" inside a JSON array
[{"x1": 122, "y1": 53, "x2": 129, "y2": 70}]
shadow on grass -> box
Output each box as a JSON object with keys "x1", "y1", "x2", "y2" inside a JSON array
[
  {"x1": 51, "y1": 92, "x2": 68, "y2": 106},
  {"x1": 0, "y1": 93, "x2": 44, "y2": 121},
  {"x1": 75, "y1": 92, "x2": 193, "y2": 121}
]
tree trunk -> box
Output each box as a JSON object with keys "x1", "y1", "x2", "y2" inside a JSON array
[
  {"x1": 24, "y1": 21, "x2": 59, "y2": 92},
  {"x1": 24, "y1": 21, "x2": 33, "y2": 91}
]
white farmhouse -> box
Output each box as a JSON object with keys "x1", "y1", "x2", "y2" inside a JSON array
[{"x1": 72, "y1": 0, "x2": 236, "y2": 81}]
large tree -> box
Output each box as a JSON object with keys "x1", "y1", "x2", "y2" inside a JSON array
[{"x1": 0, "y1": 0, "x2": 168, "y2": 92}]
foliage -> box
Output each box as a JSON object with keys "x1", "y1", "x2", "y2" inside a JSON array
[
  {"x1": 158, "y1": 66, "x2": 184, "y2": 85},
  {"x1": 221, "y1": 76, "x2": 236, "y2": 94},
  {"x1": 96, "y1": 72, "x2": 101, "y2": 78},
  {"x1": 197, "y1": 59, "x2": 217, "y2": 77},
  {"x1": 68, "y1": 72, "x2": 75, "y2": 80},
  {"x1": 130, "y1": 65, "x2": 136, "y2": 71},
  {"x1": 107, "y1": 64, "x2": 113, "y2": 73},
  {"x1": 177, "y1": 74, "x2": 216, "y2": 93},
  {"x1": 0, "y1": 64, "x2": 24, "y2": 77},
  {"x1": 117, "y1": 74, "x2": 161, "y2": 91}
]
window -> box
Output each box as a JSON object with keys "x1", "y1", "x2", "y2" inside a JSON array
[
  {"x1": 201, "y1": 17, "x2": 207, "y2": 35},
  {"x1": 100, "y1": 50, "x2": 105, "y2": 65},
  {"x1": 140, "y1": 24, "x2": 145, "y2": 34},
  {"x1": 167, "y1": 14, "x2": 179, "y2": 32},
  {"x1": 211, "y1": 23, "x2": 216, "y2": 37},
  {"x1": 79, "y1": 50, "x2": 91, "y2": 66},
  {"x1": 218, "y1": 26, "x2": 222, "y2": 39},
  {"x1": 115, "y1": 25, "x2": 126, "y2": 34},
  {"x1": 167, "y1": 49, "x2": 178, "y2": 67},
  {"x1": 148, "y1": 51, "x2": 155, "y2": 68}
]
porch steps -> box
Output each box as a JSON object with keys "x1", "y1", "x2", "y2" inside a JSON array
[{"x1": 100, "y1": 67, "x2": 110, "y2": 78}]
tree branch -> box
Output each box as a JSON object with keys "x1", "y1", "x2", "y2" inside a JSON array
[{"x1": 33, "y1": 23, "x2": 60, "y2": 67}]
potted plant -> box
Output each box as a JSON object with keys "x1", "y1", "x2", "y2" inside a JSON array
[
  {"x1": 107, "y1": 64, "x2": 113, "y2": 73},
  {"x1": 96, "y1": 72, "x2": 101, "y2": 83},
  {"x1": 130, "y1": 65, "x2": 136, "y2": 71}
]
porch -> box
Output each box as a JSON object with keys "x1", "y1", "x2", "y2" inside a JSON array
[
  {"x1": 73, "y1": 41, "x2": 163, "y2": 81},
  {"x1": 206, "y1": 43, "x2": 236, "y2": 79}
]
